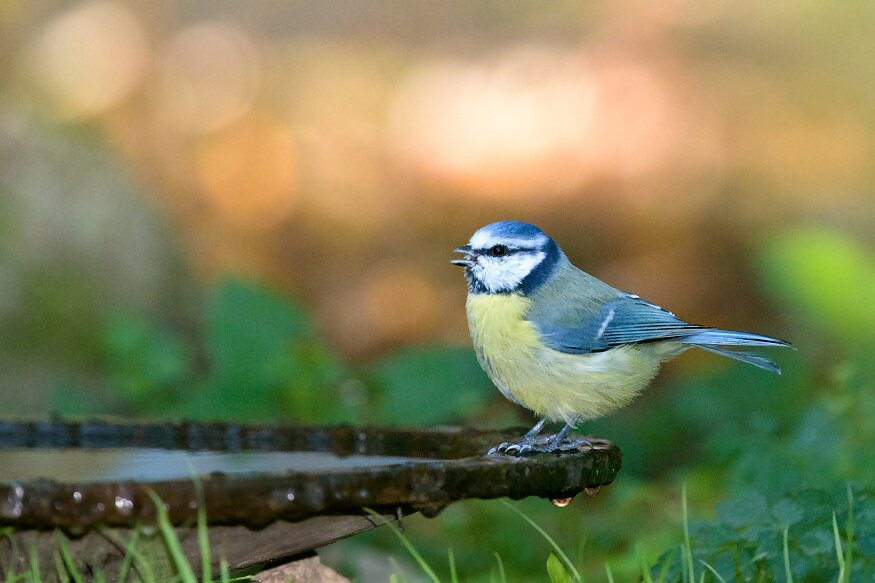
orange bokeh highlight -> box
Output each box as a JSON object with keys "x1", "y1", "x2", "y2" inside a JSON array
[
  {"x1": 390, "y1": 46, "x2": 680, "y2": 198},
  {"x1": 195, "y1": 118, "x2": 298, "y2": 227},
  {"x1": 324, "y1": 265, "x2": 442, "y2": 358}
]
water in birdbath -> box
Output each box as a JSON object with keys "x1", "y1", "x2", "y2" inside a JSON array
[
  {"x1": 0, "y1": 421, "x2": 622, "y2": 534},
  {"x1": 0, "y1": 449, "x2": 427, "y2": 482}
]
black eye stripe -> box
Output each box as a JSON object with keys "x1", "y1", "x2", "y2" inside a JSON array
[{"x1": 474, "y1": 246, "x2": 539, "y2": 255}]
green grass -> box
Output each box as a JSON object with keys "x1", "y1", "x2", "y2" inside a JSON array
[
  {"x1": 372, "y1": 499, "x2": 671, "y2": 583},
  {"x1": 368, "y1": 485, "x2": 868, "y2": 583},
  {"x1": 2, "y1": 484, "x2": 867, "y2": 582},
  {"x1": 364, "y1": 507, "x2": 442, "y2": 583},
  {"x1": 500, "y1": 499, "x2": 582, "y2": 582},
  {"x1": 0, "y1": 492, "x2": 251, "y2": 583}
]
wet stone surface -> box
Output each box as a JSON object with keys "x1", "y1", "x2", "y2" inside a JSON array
[{"x1": 0, "y1": 420, "x2": 622, "y2": 532}]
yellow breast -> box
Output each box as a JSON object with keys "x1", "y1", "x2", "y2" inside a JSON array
[
  {"x1": 465, "y1": 292, "x2": 663, "y2": 423},
  {"x1": 465, "y1": 293, "x2": 541, "y2": 368}
]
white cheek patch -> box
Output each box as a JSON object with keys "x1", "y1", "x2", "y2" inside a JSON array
[{"x1": 474, "y1": 252, "x2": 546, "y2": 293}]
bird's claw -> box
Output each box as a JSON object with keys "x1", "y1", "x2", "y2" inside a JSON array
[
  {"x1": 487, "y1": 441, "x2": 535, "y2": 456},
  {"x1": 486, "y1": 435, "x2": 599, "y2": 456}
]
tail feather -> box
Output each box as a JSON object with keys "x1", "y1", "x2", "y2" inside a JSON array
[
  {"x1": 683, "y1": 329, "x2": 792, "y2": 348},
  {"x1": 681, "y1": 328, "x2": 792, "y2": 375},
  {"x1": 697, "y1": 344, "x2": 783, "y2": 375}
]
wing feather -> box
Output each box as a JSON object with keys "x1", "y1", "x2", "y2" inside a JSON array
[
  {"x1": 525, "y1": 264, "x2": 791, "y2": 361},
  {"x1": 536, "y1": 294, "x2": 704, "y2": 354}
]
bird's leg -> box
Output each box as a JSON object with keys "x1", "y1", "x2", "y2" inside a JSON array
[
  {"x1": 487, "y1": 417, "x2": 599, "y2": 455},
  {"x1": 522, "y1": 418, "x2": 548, "y2": 441},
  {"x1": 487, "y1": 418, "x2": 547, "y2": 456},
  {"x1": 544, "y1": 418, "x2": 593, "y2": 453},
  {"x1": 545, "y1": 421, "x2": 575, "y2": 450}
]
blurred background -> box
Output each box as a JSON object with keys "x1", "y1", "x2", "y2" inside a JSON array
[{"x1": 2, "y1": 1, "x2": 875, "y2": 581}]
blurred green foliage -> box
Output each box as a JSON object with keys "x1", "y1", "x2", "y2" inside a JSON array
[
  {"x1": 54, "y1": 278, "x2": 493, "y2": 427},
  {"x1": 654, "y1": 375, "x2": 875, "y2": 581},
  {"x1": 656, "y1": 486, "x2": 866, "y2": 581},
  {"x1": 647, "y1": 226, "x2": 875, "y2": 581},
  {"x1": 759, "y1": 227, "x2": 875, "y2": 347},
  {"x1": 368, "y1": 346, "x2": 493, "y2": 425}
]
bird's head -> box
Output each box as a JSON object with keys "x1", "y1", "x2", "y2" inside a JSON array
[{"x1": 452, "y1": 221, "x2": 565, "y2": 294}]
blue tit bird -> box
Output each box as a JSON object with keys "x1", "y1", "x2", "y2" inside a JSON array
[{"x1": 452, "y1": 220, "x2": 792, "y2": 455}]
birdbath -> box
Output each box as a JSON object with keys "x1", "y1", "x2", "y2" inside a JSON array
[{"x1": 0, "y1": 419, "x2": 622, "y2": 581}]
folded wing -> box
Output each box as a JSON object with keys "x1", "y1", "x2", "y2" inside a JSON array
[{"x1": 534, "y1": 293, "x2": 791, "y2": 374}]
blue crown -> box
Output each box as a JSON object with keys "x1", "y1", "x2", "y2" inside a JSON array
[{"x1": 481, "y1": 220, "x2": 546, "y2": 241}]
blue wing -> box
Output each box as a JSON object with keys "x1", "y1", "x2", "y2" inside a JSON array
[
  {"x1": 535, "y1": 294, "x2": 702, "y2": 354},
  {"x1": 534, "y1": 293, "x2": 791, "y2": 373}
]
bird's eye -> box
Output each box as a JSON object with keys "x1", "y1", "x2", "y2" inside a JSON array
[{"x1": 488, "y1": 244, "x2": 509, "y2": 257}]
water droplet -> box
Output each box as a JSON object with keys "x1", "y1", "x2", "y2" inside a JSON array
[
  {"x1": 550, "y1": 496, "x2": 573, "y2": 508},
  {"x1": 67, "y1": 525, "x2": 86, "y2": 537},
  {"x1": 114, "y1": 496, "x2": 134, "y2": 515},
  {"x1": 417, "y1": 502, "x2": 446, "y2": 518},
  {"x1": 584, "y1": 486, "x2": 601, "y2": 497},
  {"x1": 94, "y1": 502, "x2": 105, "y2": 513},
  {"x1": 0, "y1": 484, "x2": 24, "y2": 518},
  {"x1": 268, "y1": 488, "x2": 297, "y2": 511},
  {"x1": 355, "y1": 431, "x2": 369, "y2": 453},
  {"x1": 72, "y1": 491, "x2": 82, "y2": 503}
]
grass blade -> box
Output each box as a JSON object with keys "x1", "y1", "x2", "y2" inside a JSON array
[
  {"x1": 699, "y1": 560, "x2": 727, "y2": 583},
  {"x1": 843, "y1": 485, "x2": 854, "y2": 583},
  {"x1": 493, "y1": 552, "x2": 507, "y2": 583},
  {"x1": 499, "y1": 499, "x2": 582, "y2": 582},
  {"x1": 448, "y1": 547, "x2": 458, "y2": 583},
  {"x1": 832, "y1": 512, "x2": 845, "y2": 581},
  {"x1": 56, "y1": 532, "x2": 84, "y2": 583},
  {"x1": 194, "y1": 480, "x2": 210, "y2": 583},
  {"x1": 30, "y1": 545, "x2": 42, "y2": 582},
  {"x1": 100, "y1": 526, "x2": 156, "y2": 583},
  {"x1": 636, "y1": 544, "x2": 654, "y2": 583},
  {"x1": 219, "y1": 558, "x2": 230, "y2": 583},
  {"x1": 53, "y1": 550, "x2": 70, "y2": 583},
  {"x1": 364, "y1": 508, "x2": 440, "y2": 583},
  {"x1": 146, "y1": 489, "x2": 197, "y2": 583},
  {"x1": 115, "y1": 527, "x2": 140, "y2": 583},
  {"x1": 782, "y1": 525, "x2": 794, "y2": 583},
  {"x1": 182, "y1": 458, "x2": 212, "y2": 583},
  {"x1": 547, "y1": 552, "x2": 573, "y2": 583},
  {"x1": 682, "y1": 483, "x2": 695, "y2": 583},
  {"x1": 604, "y1": 562, "x2": 615, "y2": 583}
]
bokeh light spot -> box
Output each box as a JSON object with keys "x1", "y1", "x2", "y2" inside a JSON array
[
  {"x1": 157, "y1": 22, "x2": 260, "y2": 134},
  {"x1": 390, "y1": 47, "x2": 679, "y2": 198},
  {"x1": 28, "y1": 1, "x2": 148, "y2": 119}
]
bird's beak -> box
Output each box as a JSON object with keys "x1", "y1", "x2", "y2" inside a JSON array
[{"x1": 451, "y1": 245, "x2": 474, "y2": 267}]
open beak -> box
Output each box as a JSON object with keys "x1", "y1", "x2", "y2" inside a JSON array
[{"x1": 451, "y1": 245, "x2": 474, "y2": 267}]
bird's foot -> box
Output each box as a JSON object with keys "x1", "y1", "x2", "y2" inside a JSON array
[
  {"x1": 487, "y1": 434, "x2": 600, "y2": 456},
  {"x1": 487, "y1": 439, "x2": 536, "y2": 456}
]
